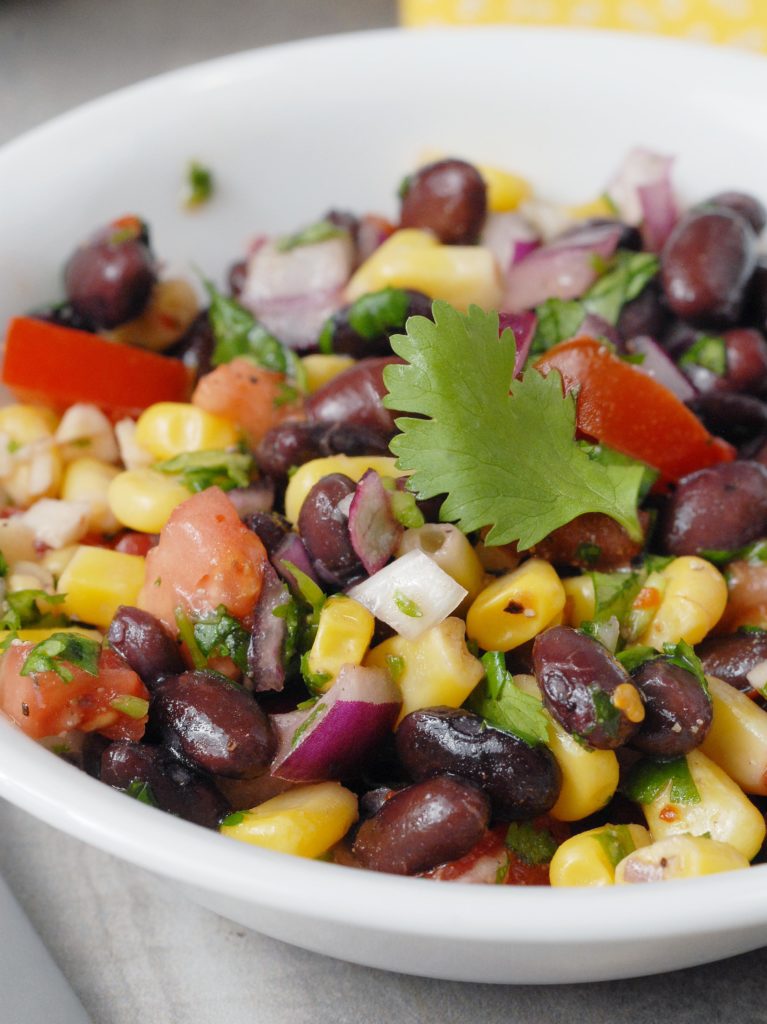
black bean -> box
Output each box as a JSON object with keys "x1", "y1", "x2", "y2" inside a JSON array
[
  {"x1": 617, "y1": 279, "x2": 670, "y2": 342},
  {"x1": 351, "y1": 775, "x2": 489, "y2": 875},
  {"x1": 697, "y1": 631, "x2": 767, "y2": 696},
  {"x1": 702, "y1": 191, "x2": 767, "y2": 235},
  {"x1": 305, "y1": 356, "x2": 401, "y2": 438},
  {"x1": 687, "y1": 392, "x2": 767, "y2": 450},
  {"x1": 107, "y1": 606, "x2": 184, "y2": 688},
  {"x1": 660, "y1": 209, "x2": 757, "y2": 327},
  {"x1": 152, "y1": 671, "x2": 275, "y2": 778},
  {"x1": 400, "y1": 159, "x2": 487, "y2": 245},
  {"x1": 532, "y1": 627, "x2": 641, "y2": 749},
  {"x1": 256, "y1": 422, "x2": 324, "y2": 480},
  {"x1": 746, "y1": 258, "x2": 767, "y2": 335},
  {"x1": 395, "y1": 706, "x2": 561, "y2": 820},
  {"x1": 101, "y1": 741, "x2": 230, "y2": 829},
  {"x1": 322, "y1": 289, "x2": 433, "y2": 359},
  {"x1": 317, "y1": 422, "x2": 391, "y2": 459},
  {"x1": 297, "y1": 473, "x2": 362, "y2": 584},
  {"x1": 660, "y1": 461, "x2": 767, "y2": 555},
  {"x1": 629, "y1": 658, "x2": 712, "y2": 757},
  {"x1": 64, "y1": 218, "x2": 156, "y2": 328},
  {"x1": 243, "y1": 510, "x2": 290, "y2": 556},
  {"x1": 246, "y1": 560, "x2": 290, "y2": 692}
]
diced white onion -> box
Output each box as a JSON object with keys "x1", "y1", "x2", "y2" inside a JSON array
[
  {"x1": 20, "y1": 499, "x2": 90, "y2": 549},
  {"x1": 347, "y1": 548, "x2": 467, "y2": 641},
  {"x1": 746, "y1": 660, "x2": 767, "y2": 691}
]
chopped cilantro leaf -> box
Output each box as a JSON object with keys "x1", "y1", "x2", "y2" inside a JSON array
[
  {"x1": 110, "y1": 695, "x2": 149, "y2": 719},
  {"x1": 582, "y1": 251, "x2": 660, "y2": 326},
  {"x1": 579, "y1": 616, "x2": 620, "y2": 653},
  {"x1": 590, "y1": 570, "x2": 643, "y2": 625},
  {"x1": 505, "y1": 821, "x2": 557, "y2": 865},
  {"x1": 576, "y1": 542, "x2": 602, "y2": 567},
  {"x1": 174, "y1": 607, "x2": 207, "y2": 670},
  {"x1": 624, "y1": 755, "x2": 701, "y2": 806},
  {"x1": 678, "y1": 335, "x2": 727, "y2": 376},
  {"x1": 0, "y1": 552, "x2": 7, "y2": 577},
  {"x1": 184, "y1": 160, "x2": 214, "y2": 209},
  {"x1": 589, "y1": 686, "x2": 621, "y2": 738},
  {"x1": 221, "y1": 810, "x2": 245, "y2": 827},
  {"x1": 530, "y1": 298, "x2": 585, "y2": 356},
  {"x1": 700, "y1": 539, "x2": 767, "y2": 569},
  {"x1": 290, "y1": 694, "x2": 328, "y2": 745},
  {"x1": 155, "y1": 449, "x2": 252, "y2": 494},
  {"x1": 193, "y1": 605, "x2": 250, "y2": 674},
  {"x1": 467, "y1": 652, "x2": 549, "y2": 747},
  {"x1": 299, "y1": 651, "x2": 331, "y2": 695},
  {"x1": 126, "y1": 780, "x2": 158, "y2": 807},
  {"x1": 205, "y1": 280, "x2": 306, "y2": 387},
  {"x1": 384, "y1": 302, "x2": 644, "y2": 549},
  {"x1": 662, "y1": 639, "x2": 710, "y2": 696},
  {"x1": 276, "y1": 220, "x2": 346, "y2": 252},
  {"x1": 20, "y1": 632, "x2": 100, "y2": 683},
  {"x1": 0, "y1": 589, "x2": 67, "y2": 632},
  {"x1": 272, "y1": 596, "x2": 300, "y2": 664},
  {"x1": 385, "y1": 654, "x2": 405, "y2": 683},
  {"x1": 616, "y1": 645, "x2": 659, "y2": 673},
  {"x1": 393, "y1": 591, "x2": 422, "y2": 618}
]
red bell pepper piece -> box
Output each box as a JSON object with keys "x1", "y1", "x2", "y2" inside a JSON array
[
  {"x1": 1, "y1": 317, "x2": 191, "y2": 418},
  {"x1": 535, "y1": 337, "x2": 735, "y2": 483}
]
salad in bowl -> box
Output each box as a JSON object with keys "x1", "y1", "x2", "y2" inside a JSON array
[{"x1": 2, "y1": 138, "x2": 767, "y2": 893}]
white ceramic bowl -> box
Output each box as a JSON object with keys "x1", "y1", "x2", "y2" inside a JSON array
[{"x1": 1, "y1": 27, "x2": 767, "y2": 984}]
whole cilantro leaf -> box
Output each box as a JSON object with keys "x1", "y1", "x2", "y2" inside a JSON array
[{"x1": 383, "y1": 302, "x2": 644, "y2": 549}]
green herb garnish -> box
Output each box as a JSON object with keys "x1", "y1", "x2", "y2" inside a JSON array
[
  {"x1": 582, "y1": 251, "x2": 660, "y2": 326},
  {"x1": 678, "y1": 335, "x2": 727, "y2": 376},
  {"x1": 126, "y1": 780, "x2": 158, "y2": 807},
  {"x1": 193, "y1": 604, "x2": 251, "y2": 674},
  {"x1": 589, "y1": 686, "x2": 622, "y2": 738},
  {"x1": 0, "y1": 590, "x2": 67, "y2": 632},
  {"x1": 290, "y1": 695, "x2": 328, "y2": 746},
  {"x1": 393, "y1": 591, "x2": 423, "y2": 618},
  {"x1": 616, "y1": 645, "x2": 659, "y2": 673},
  {"x1": 110, "y1": 695, "x2": 150, "y2": 720},
  {"x1": 276, "y1": 220, "x2": 346, "y2": 252},
  {"x1": 505, "y1": 821, "x2": 557, "y2": 865},
  {"x1": 155, "y1": 450, "x2": 252, "y2": 494},
  {"x1": 319, "y1": 287, "x2": 412, "y2": 354},
  {"x1": 174, "y1": 607, "x2": 207, "y2": 670},
  {"x1": 530, "y1": 298, "x2": 585, "y2": 355},
  {"x1": 624, "y1": 755, "x2": 701, "y2": 806},
  {"x1": 466, "y1": 651, "x2": 549, "y2": 747},
  {"x1": 383, "y1": 302, "x2": 644, "y2": 549},
  {"x1": 221, "y1": 810, "x2": 246, "y2": 827},
  {"x1": 20, "y1": 632, "x2": 100, "y2": 683},
  {"x1": 385, "y1": 654, "x2": 405, "y2": 683},
  {"x1": 593, "y1": 825, "x2": 637, "y2": 867},
  {"x1": 662, "y1": 639, "x2": 709, "y2": 696},
  {"x1": 184, "y1": 160, "x2": 214, "y2": 209}
]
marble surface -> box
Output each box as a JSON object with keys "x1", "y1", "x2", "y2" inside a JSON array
[{"x1": 1, "y1": 2, "x2": 767, "y2": 1021}]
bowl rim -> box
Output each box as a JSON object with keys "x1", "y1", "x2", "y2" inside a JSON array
[{"x1": 2, "y1": 24, "x2": 767, "y2": 949}]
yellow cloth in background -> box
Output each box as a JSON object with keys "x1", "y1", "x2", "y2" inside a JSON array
[{"x1": 400, "y1": 0, "x2": 767, "y2": 52}]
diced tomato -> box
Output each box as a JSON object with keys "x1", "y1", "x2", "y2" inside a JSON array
[
  {"x1": 0, "y1": 645, "x2": 148, "y2": 741},
  {"x1": 191, "y1": 356, "x2": 302, "y2": 445},
  {"x1": 138, "y1": 486, "x2": 268, "y2": 634},
  {"x1": 535, "y1": 337, "x2": 736, "y2": 483},
  {"x1": 1, "y1": 317, "x2": 191, "y2": 419}
]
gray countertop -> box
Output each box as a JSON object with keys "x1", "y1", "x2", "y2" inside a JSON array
[{"x1": 1, "y1": 3, "x2": 766, "y2": 1021}]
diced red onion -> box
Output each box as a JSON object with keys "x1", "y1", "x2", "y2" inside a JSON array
[
  {"x1": 348, "y1": 470, "x2": 403, "y2": 575},
  {"x1": 501, "y1": 223, "x2": 623, "y2": 312},
  {"x1": 626, "y1": 335, "x2": 696, "y2": 402},
  {"x1": 577, "y1": 313, "x2": 623, "y2": 349},
  {"x1": 606, "y1": 148, "x2": 678, "y2": 250},
  {"x1": 240, "y1": 235, "x2": 355, "y2": 349},
  {"x1": 481, "y1": 212, "x2": 540, "y2": 274},
  {"x1": 270, "y1": 664, "x2": 401, "y2": 782},
  {"x1": 272, "y1": 533, "x2": 320, "y2": 588},
  {"x1": 347, "y1": 548, "x2": 467, "y2": 641},
  {"x1": 246, "y1": 560, "x2": 290, "y2": 692},
  {"x1": 498, "y1": 311, "x2": 537, "y2": 376}
]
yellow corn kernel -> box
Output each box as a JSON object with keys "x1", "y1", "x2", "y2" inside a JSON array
[
  {"x1": 0, "y1": 405, "x2": 58, "y2": 446},
  {"x1": 110, "y1": 278, "x2": 199, "y2": 352},
  {"x1": 478, "y1": 163, "x2": 532, "y2": 213},
  {"x1": 307, "y1": 596, "x2": 375, "y2": 690},
  {"x1": 562, "y1": 574, "x2": 596, "y2": 628},
  {"x1": 61, "y1": 457, "x2": 121, "y2": 534},
  {"x1": 4, "y1": 443, "x2": 63, "y2": 507},
  {"x1": 639, "y1": 556, "x2": 727, "y2": 650},
  {"x1": 566, "y1": 196, "x2": 616, "y2": 220},
  {"x1": 700, "y1": 674, "x2": 767, "y2": 796},
  {"x1": 466, "y1": 558, "x2": 566, "y2": 652},
  {"x1": 134, "y1": 402, "x2": 238, "y2": 460},
  {"x1": 549, "y1": 824, "x2": 652, "y2": 888},
  {"x1": 515, "y1": 674, "x2": 620, "y2": 821},
  {"x1": 108, "y1": 468, "x2": 190, "y2": 533},
  {"x1": 301, "y1": 353, "x2": 356, "y2": 393},
  {"x1": 57, "y1": 546, "x2": 146, "y2": 629},
  {"x1": 615, "y1": 835, "x2": 749, "y2": 884},
  {"x1": 397, "y1": 524, "x2": 486, "y2": 606},
  {"x1": 41, "y1": 544, "x2": 79, "y2": 581},
  {"x1": 366, "y1": 616, "x2": 482, "y2": 724},
  {"x1": 345, "y1": 229, "x2": 503, "y2": 312},
  {"x1": 285, "y1": 455, "x2": 401, "y2": 523},
  {"x1": 220, "y1": 782, "x2": 358, "y2": 858},
  {"x1": 638, "y1": 749, "x2": 765, "y2": 860}
]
